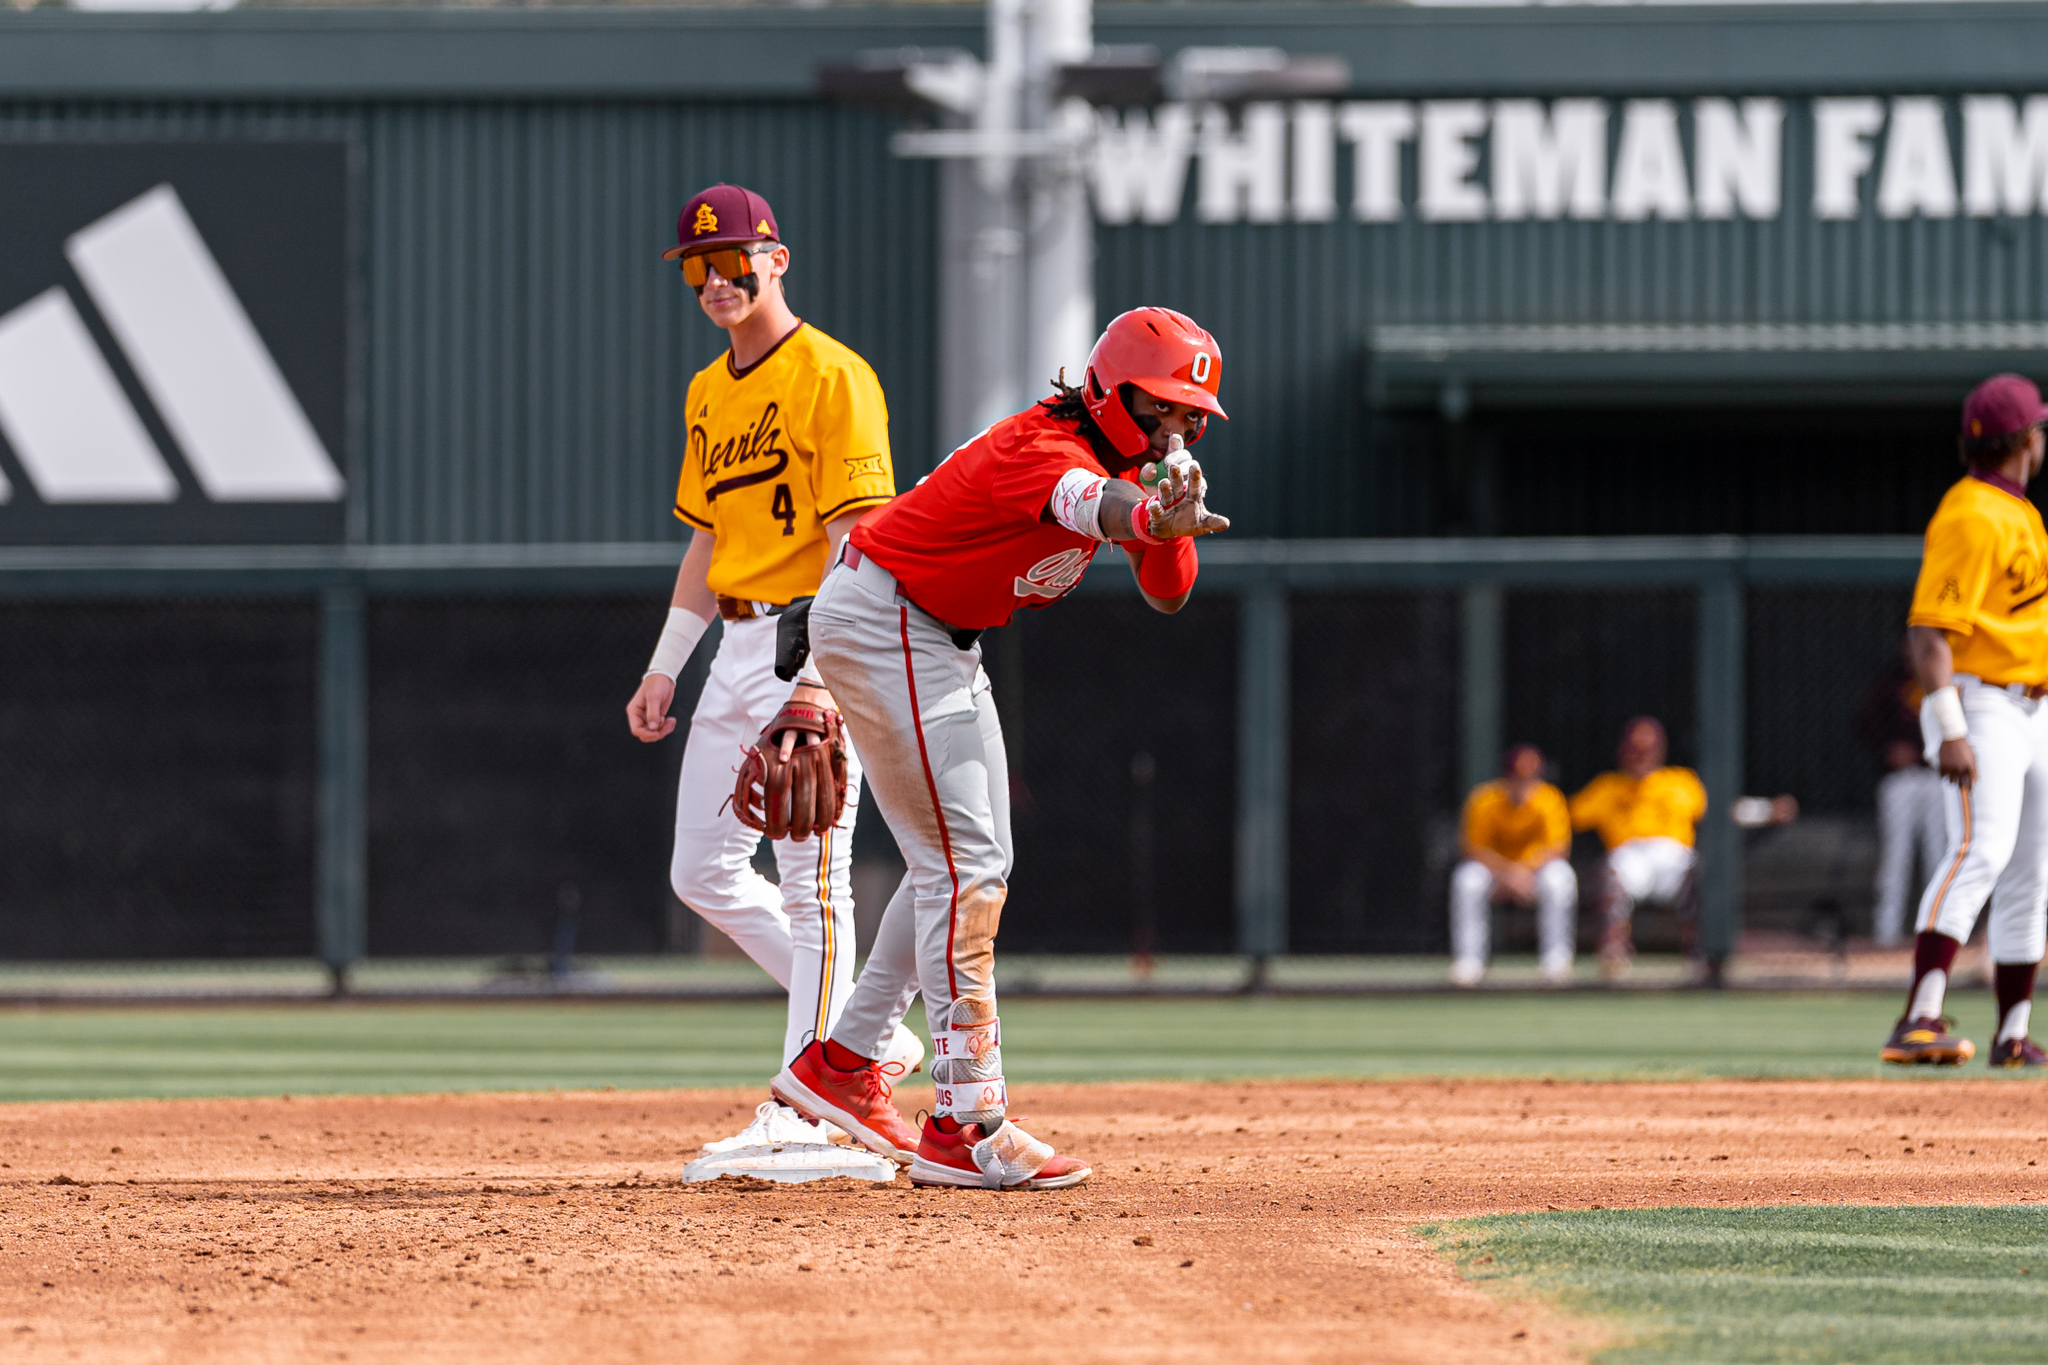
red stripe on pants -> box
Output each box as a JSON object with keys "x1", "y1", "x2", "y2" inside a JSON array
[{"x1": 900, "y1": 604, "x2": 962, "y2": 1001}]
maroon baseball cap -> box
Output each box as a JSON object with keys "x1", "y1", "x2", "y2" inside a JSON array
[
  {"x1": 662, "y1": 183, "x2": 779, "y2": 260},
  {"x1": 1962, "y1": 373, "x2": 2048, "y2": 441}
]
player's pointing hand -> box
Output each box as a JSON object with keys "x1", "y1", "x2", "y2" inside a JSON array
[{"x1": 1146, "y1": 456, "x2": 1229, "y2": 538}]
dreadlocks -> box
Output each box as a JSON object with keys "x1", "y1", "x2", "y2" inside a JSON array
[{"x1": 1039, "y1": 369, "x2": 1142, "y2": 472}]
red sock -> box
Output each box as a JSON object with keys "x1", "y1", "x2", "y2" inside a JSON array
[
  {"x1": 822, "y1": 1039, "x2": 871, "y2": 1072},
  {"x1": 932, "y1": 1115, "x2": 963, "y2": 1134},
  {"x1": 1995, "y1": 961, "x2": 2039, "y2": 1036},
  {"x1": 1905, "y1": 932, "x2": 1962, "y2": 1019}
]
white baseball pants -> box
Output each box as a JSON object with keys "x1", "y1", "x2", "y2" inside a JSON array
[
  {"x1": 807, "y1": 553, "x2": 1013, "y2": 1124},
  {"x1": 1915, "y1": 679, "x2": 2048, "y2": 964},
  {"x1": 1872, "y1": 763, "x2": 1946, "y2": 946},
  {"x1": 1603, "y1": 837, "x2": 1697, "y2": 918},
  {"x1": 1449, "y1": 859, "x2": 1578, "y2": 974},
  {"x1": 670, "y1": 615, "x2": 862, "y2": 1067}
]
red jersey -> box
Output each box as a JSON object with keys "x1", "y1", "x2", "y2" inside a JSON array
[{"x1": 851, "y1": 403, "x2": 1121, "y2": 630}]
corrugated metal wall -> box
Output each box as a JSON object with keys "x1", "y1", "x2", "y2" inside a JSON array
[
  {"x1": 1096, "y1": 95, "x2": 2048, "y2": 538},
  {"x1": 362, "y1": 101, "x2": 935, "y2": 546},
  {"x1": 11, "y1": 88, "x2": 2048, "y2": 543},
  {"x1": 0, "y1": 99, "x2": 935, "y2": 547}
]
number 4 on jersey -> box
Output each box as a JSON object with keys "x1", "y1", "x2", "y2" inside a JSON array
[{"x1": 771, "y1": 483, "x2": 796, "y2": 537}]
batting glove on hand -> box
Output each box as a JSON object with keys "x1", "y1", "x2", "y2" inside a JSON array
[{"x1": 1142, "y1": 447, "x2": 1229, "y2": 538}]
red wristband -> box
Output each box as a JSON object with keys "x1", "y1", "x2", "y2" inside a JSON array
[
  {"x1": 1129, "y1": 498, "x2": 1166, "y2": 546},
  {"x1": 1136, "y1": 533, "x2": 1197, "y2": 599}
]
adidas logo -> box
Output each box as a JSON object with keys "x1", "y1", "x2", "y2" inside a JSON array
[{"x1": 0, "y1": 183, "x2": 343, "y2": 506}]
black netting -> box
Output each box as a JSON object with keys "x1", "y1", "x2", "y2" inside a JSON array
[
  {"x1": 1747, "y1": 587, "x2": 1913, "y2": 814},
  {"x1": 366, "y1": 596, "x2": 681, "y2": 957},
  {"x1": 1287, "y1": 591, "x2": 1461, "y2": 953},
  {"x1": 994, "y1": 591, "x2": 1239, "y2": 954},
  {"x1": 0, "y1": 599, "x2": 318, "y2": 958},
  {"x1": 1505, "y1": 590, "x2": 1699, "y2": 787},
  {"x1": 1743, "y1": 588, "x2": 1912, "y2": 937},
  {"x1": 1499, "y1": 590, "x2": 1698, "y2": 952},
  {"x1": 0, "y1": 579, "x2": 1929, "y2": 963}
]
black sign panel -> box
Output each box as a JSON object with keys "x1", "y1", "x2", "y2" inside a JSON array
[{"x1": 0, "y1": 141, "x2": 350, "y2": 546}]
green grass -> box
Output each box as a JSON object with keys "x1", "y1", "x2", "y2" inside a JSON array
[
  {"x1": 1426, "y1": 1205, "x2": 2048, "y2": 1364},
  {"x1": 0, "y1": 989, "x2": 2028, "y2": 1102}
]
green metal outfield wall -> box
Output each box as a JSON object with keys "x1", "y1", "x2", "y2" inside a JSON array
[
  {"x1": 7, "y1": 7, "x2": 2048, "y2": 541},
  {"x1": 0, "y1": 98, "x2": 936, "y2": 547}
]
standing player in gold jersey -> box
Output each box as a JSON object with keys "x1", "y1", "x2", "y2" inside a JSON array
[
  {"x1": 626, "y1": 185, "x2": 924, "y2": 1165},
  {"x1": 1884, "y1": 374, "x2": 2048, "y2": 1069}
]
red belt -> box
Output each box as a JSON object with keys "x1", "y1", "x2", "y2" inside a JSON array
[{"x1": 839, "y1": 542, "x2": 864, "y2": 571}]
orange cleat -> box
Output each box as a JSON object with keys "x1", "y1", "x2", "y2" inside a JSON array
[
  {"x1": 908, "y1": 1115, "x2": 1091, "y2": 1190},
  {"x1": 771, "y1": 1040, "x2": 921, "y2": 1164}
]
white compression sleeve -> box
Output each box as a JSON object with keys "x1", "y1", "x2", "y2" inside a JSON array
[
  {"x1": 646, "y1": 606, "x2": 710, "y2": 680},
  {"x1": 1047, "y1": 468, "x2": 1111, "y2": 541}
]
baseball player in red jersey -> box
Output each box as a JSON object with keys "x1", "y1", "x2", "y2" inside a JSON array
[{"x1": 767, "y1": 308, "x2": 1229, "y2": 1189}]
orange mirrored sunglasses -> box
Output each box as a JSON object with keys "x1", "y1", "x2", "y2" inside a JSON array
[{"x1": 679, "y1": 245, "x2": 774, "y2": 287}]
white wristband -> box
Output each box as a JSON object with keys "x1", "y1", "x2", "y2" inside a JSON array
[
  {"x1": 1048, "y1": 468, "x2": 1111, "y2": 541},
  {"x1": 1929, "y1": 684, "x2": 1969, "y2": 742},
  {"x1": 646, "y1": 607, "x2": 709, "y2": 681}
]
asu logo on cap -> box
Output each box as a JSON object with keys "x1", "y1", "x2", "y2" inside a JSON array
[{"x1": 663, "y1": 182, "x2": 782, "y2": 260}]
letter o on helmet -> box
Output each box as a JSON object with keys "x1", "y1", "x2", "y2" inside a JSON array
[{"x1": 1081, "y1": 307, "x2": 1228, "y2": 459}]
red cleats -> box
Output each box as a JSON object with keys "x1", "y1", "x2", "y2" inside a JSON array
[
  {"x1": 908, "y1": 1115, "x2": 1092, "y2": 1190},
  {"x1": 771, "y1": 1040, "x2": 921, "y2": 1164}
]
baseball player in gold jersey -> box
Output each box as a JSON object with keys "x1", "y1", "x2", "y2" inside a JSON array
[
  {"x1": 1884, "y1": 374, "x2": 2048, "y2": 1069},
  {"x1": 626, "y1": 184, "x2": 924, "y2": 1166}
]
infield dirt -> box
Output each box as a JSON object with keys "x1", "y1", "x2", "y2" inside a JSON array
[{"x1": 3, "y1": 1078, "x2": 2045, "y2": 1363}]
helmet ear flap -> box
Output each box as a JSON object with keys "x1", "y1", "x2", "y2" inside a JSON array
[{"x1": 1082, "y1": 365, "x2": 1151, "y2": 459}]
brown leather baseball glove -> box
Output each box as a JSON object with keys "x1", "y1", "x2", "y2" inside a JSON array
[{"x1": 732, "y1": 699, "x2": 849, "y2": 841}]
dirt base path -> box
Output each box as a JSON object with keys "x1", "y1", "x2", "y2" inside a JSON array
[{"x1": 3, "y1": 1079, "x2": 2045, "y2": 1364}]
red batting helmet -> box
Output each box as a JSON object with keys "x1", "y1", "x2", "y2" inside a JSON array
[{"x1": 1082, "y1": 308, "x2": 1227, "y2": 459}]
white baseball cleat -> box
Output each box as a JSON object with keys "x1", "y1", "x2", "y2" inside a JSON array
[
  {"x1": 699, "y1": 1100, "x2": 840, "y2": 1156},
  {"x1": 1539, "y1": 957, "x2": 1575, "y2": 986},
  {"x1": 1449, "y1": 959, "x2": 1485, "y2": 988}
]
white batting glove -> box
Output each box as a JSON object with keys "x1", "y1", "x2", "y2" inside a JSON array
[{"x1": 1141, "y1": 444, "x2": 1229, "y2": 538}]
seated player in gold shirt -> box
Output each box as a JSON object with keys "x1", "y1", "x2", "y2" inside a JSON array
[{"x1": 1450, "y1": 744, "x2": 1577, "y2": 987}]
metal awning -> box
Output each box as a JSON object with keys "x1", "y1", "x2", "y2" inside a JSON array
[{"x1": 1367, "y1": 322, "x2": 2048, "y2": 412}]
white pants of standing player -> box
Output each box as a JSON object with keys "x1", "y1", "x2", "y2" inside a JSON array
[
  {"x1": 1449, "y1": 859, "x2": 1578, "y2": 976},
  {"x1": 1914, "y1": 678, "x2": 2048, "y2": 966},
  {"x1": 807, "y1": 552, "x2": 1014, "y2": 1124},
  {"x1": 1873, "y1": 763, "x2": 1947, "y2": 947},
  {"x1": 670, "y1": 615, "x2": 861, "y2": 1068}
]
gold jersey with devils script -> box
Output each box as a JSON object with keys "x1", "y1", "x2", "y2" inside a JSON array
[
  {"x1": 1908, "y1": 473, "x2": 2048, "y2": 688},
  {"x1": 674, "y1": 323, "x2": 894, "y2": 603}
]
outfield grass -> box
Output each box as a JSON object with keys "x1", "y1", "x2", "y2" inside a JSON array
[
  {"x1": 0, "y1": 989, "x2": 2023, "y2": 1102},
  {"x1": 1426, "y1": 1205, "x2": 2048, "y2": 1364}
]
